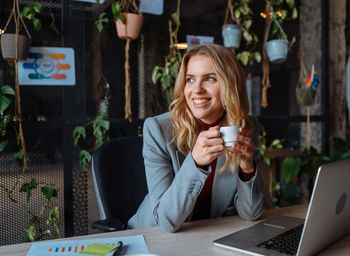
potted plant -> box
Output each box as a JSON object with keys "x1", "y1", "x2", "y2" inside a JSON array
[
  {"x1": 222, "y1": 0, "x2": 241, "y2": 49},
  {"x1": 111, "y1": 0, "x2": 142, "y2": 121},
  {"x1": 1, "y1": 0, "x2": 32, "y2": 60},
  {"x1": 261, "y1": 0, "x2": 298, "y2": 108},
  {"x1": 222, "y1": 0, "x2": 261, "y2": 67},
  {"x1": 264, "y1": 0, "x2": 298, "y2": 63},
  {"x1": 1, "y1": 1, "x2": 60, "y2": 60},
  {"x1": 112, "y1": 0, "x2": 143, "y2": 40}
]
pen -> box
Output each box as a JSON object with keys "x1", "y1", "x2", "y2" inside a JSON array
[{"x1": 112, "y1": 241, "x2": 123, "y2": 256}]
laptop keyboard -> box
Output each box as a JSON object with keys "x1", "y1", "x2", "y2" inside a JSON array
[{"x1": 257, "y1": 224, "x2": 304, "y2": 255}]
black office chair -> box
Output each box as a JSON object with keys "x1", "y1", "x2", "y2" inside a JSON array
[{"x1": 91, "y1": 136, "x2": 148, "y2": 232}]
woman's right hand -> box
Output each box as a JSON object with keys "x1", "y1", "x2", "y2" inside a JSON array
[{"x1": 192, "y1": 125, "x2": 224, "y2": 167}]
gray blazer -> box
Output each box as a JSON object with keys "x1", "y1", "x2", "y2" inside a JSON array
[{"x1": 128, "y1": 112, "x2": 264, "y2": 232}]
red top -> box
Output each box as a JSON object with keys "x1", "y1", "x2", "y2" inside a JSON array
[{"x1": 192, "y1": 119, "x2": 255, "y2": 220}]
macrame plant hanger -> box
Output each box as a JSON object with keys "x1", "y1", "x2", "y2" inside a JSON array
[
  {"x1": 261, "y1": 1, "x2": 288, "y2": 108},
  {"x1": 120, "y1": 0, "x2": 142, "y2": 122},
  {"x1": 223, "y1": 0, "x2": 241, "y2": 54},
  {"x1": 3, "y1": 0, "x2": 32, "y2": 168},
  {"x1": 224, "y1": 0, "x2": 241, "y2": 27}
]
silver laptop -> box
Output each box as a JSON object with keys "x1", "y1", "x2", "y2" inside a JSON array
[{"x1": 213, "y1": 158, "x2": 350, "y2": 256}]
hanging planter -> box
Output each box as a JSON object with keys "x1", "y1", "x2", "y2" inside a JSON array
[
  {"x1": 222, "y1": 24, "x2": 241, "y2": 48},
  {"x1": 1, "y1": 33, "x2": 31, "y2": 60},
  {"x1": 265, "y1": 39, "x2": 288, "y2": 63},
  {"x1": 111, "y1": 0, "x2": 143, "y2": 121},
  {"x1": 1, "y1": 0, "x2": 32, "y2": 61},
  {"x1": 296, "y1": 63, "x2": 318, "y2": 107},
  {"x1": 115, "y1": 13, "x2": 143, "y2": 40},
  {"x1": 261, "y1": 2, "x2": 294, "y2": 108},
  {"x1": 264, "y1": 5, "x2": 289, "y2": 64},
  {"x1": 296, "y1": 87, "x2": 316, "y2": 106},
  {"x1": 222, "y1": 0, "x2": 241, "y2": 49}
]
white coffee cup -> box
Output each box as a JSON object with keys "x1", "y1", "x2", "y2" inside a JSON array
[{"x1": 219, "y1": 126, "x2": 241, "y2": 147}]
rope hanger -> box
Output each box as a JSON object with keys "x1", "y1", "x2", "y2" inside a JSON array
[{"x1": 224, "y1": 0, "x2": 241, "y2": 26}]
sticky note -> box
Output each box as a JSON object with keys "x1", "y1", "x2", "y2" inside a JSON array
[{"x1": 79, "y1": 243, "x2": 116, "y2": 256}]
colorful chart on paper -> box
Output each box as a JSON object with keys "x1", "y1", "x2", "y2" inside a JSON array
[
  {"x1": 18, "y1": 47, "x2": 76, "y2": 86},
  {"x1": 26, "y1": 235, "x2": 149, "y2": 256}
]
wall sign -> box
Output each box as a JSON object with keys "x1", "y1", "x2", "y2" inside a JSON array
[
  {"x1": 140, "y1": 0, "x2": 163, "y2": 15},
  {"x1": 186, "y1": 35, "x2": 214, "y2": 51},
  {"x1": 18, "y1": 47, "x2": 76, "y2": 86}
]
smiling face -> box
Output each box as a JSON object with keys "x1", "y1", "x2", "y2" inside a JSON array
[{"x1": 184, "y1": 55, "x2": 224, "y2": 124}]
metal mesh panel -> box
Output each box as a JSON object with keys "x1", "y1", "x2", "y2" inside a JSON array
[
  {"x1": 0, "y1": 0, "x2": 66, "y2": 245},
  {"x1": 72, "y1": 163, "x2": 89, "y2": 236},
  {"x1": 0, "y1": 152, "x2": 65, "y2": 245},
  {"x1": 1, "y1": 0, "x2": 144, "y2": 245}
]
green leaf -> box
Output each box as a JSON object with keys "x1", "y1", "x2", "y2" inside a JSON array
[
  {"x1": 93, "y1": 115, "x2": 110, "y2": 133},
  {"x1": 243, "y1": 31, "x2": 252, "y2": 44},
  {"x1": 264, "y1": 157, "x2": 271, "y2": 165},
  {"x1": 111, "y1": 1, "x2": 124, "y2": 23},
  {"x1": 152, "y1": 66, "x2": 160, "y2": 84},
  {"x1": 292, "y1": 7, "x2": 298, "y2": 19},
  {"x1": 49, "y1": 23, "x2": 61, "y2": 35},
  {"x1": 96, "y1": 22, "x2": 103, "y2": 33},
  {"x1": 288, "y1": 36, "x2": 296, "y2": 50},
  {"x1": 170, "y1": 63, "x2": 179, "y2": 78},
  {"x1": 259, "y1": 143, "x2": 266, "y2": 155},
  {"x1": 254, "y1": 52, "x2": 262, "y2": 63},
  {"x1": 286, "y1": 0, "x2": 295, "y2": 9},
  {"x1": 281, "y1": 157, "x2": 301, "y2": 182},
  {"x1": 161, "y1": 76, "x2": 170, "y2": 91},
  {"x1": 0, "y1": 96, "x2": 11, "y2": 114},
  {"x1": 19, "y1": 178, "x2": 39, "y2": 202},
  {"x1": 79, "y1": 150, "x2": 91, "y2": 171},
  {"x1": 171, "y1": 12, "x2": 180, "y2": 26},
  {"x1": 15, "y1": 149, "x2": 23, "y2": 160},
  {"x1": 72, "y1": 126, "x2": 86, "y2": 147},
  {"x1": 95, "y1": 12, "x2": 108, "y2": 33},
  {"x1": 20, "y1": 182, "x2": 31, "y2": 202},
  {"x1": 33, "y1": 18, "x2": 42, "y2": 31},
  {"x1": 271, "y1": 139, "x2": 283, "y2": 148},
  {"x1": 281, "y1": 9, "x2": 287, "y2": 20},
  {"x1": 237, "y1": 51, "x2": 249, "y2": 66},
  {"x1": 41, "y1": 184, "x2": 58, "y2": 200},
  {"x1": 24, "y1": 224, "x2": 36, "y2": 242},
  {"x1": 118, "y1": 13, "x2": 125, "y2": 23},
  {"x1": 33, "y1": 2, "x2": 43, "y2": 13},
  {"x1": 30, "y1": 178, "x2": 38, "y2": 189},
  {"x1": 47, "y1": 207, "x2": 59, "y2": 225},
  {"x1": 0, "y1": 140, "x2": 8, "y2": 152},
  {"x1": 21, "y1": 6, "x2": 32, "y2": 17},
  {"x1": 271, "y1": 181, "x2": 280, "y2": 192},
  {"x1": 1, "y1": 85, "x2": 15, "y2": 95},
  {"x1": 243, "y1": 20, "x2": 252, "y2": 30},
  {"x1": 234, "y1": 8, "x2": 241, "y2": 19},
  {"x1": 253, "y1": 33, "x2": 259, "y2": 43}
]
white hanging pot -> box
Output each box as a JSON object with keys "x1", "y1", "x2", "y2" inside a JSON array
[
  {"x1": 1, "y1": 33, "x2": 31, "y2": 60},
  {"x1": 222, "y1": 24, "x2": 241, "y2": 48},
  {"x1": 265, "y1": 39, "x2": 288, "y2": 63}
]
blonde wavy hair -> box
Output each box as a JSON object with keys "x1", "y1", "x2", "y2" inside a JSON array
[{"x1": 169, "y1": 44, "x2": 253, "y2": 173}]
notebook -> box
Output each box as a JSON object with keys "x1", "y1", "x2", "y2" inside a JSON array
[{"x1": 213, "y1": 158, "x2": 350, "y2": 256}]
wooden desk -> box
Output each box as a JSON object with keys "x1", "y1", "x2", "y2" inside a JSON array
[{"x1": 1, "y1": 204, "x2": 349, "y2": 256}]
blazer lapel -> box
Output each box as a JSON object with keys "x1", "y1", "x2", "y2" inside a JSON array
[{"x1": 210, "y1": 154, "x2": 237, "y2": 218}]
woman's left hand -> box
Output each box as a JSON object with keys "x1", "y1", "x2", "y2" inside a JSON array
[{"x1": 228, "y1": 127, "x2": 256, "y2": 174}]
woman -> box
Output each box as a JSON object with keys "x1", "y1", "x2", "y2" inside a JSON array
[{"x1": 128, "y1": 44, "x2": 264, "y2": 232}]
